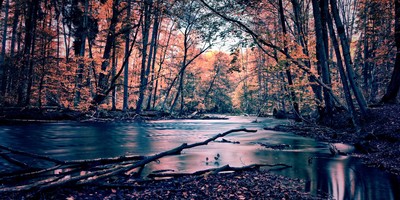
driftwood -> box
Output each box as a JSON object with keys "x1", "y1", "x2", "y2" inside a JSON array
[{"x1": 0, "y1": 128, "x2": 260, "y2": 193}]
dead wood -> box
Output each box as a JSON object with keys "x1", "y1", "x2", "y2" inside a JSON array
[
  {"x1": 0, "y1": 152, "x2": 31, "y2": 169},
  {"x1": 64, "y1": 155, "x2": 146, "y2": 165},
  {"x1": 0, "y1": 145, "x2": 64, "y2": 164},
  {"x1": 0, "y1": 128, "x2": 257, "y2": 193},
  {"x1": 148, "y1": 163, "x2": 292, "y2": 179}
]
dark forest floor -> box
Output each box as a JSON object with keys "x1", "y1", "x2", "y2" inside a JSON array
[
  {"x1": 269, "y1": 104, "x2": 400, "y2": 175},
  {"x1": 3, "y1": 170, "x2": 326, "y2": 199}
]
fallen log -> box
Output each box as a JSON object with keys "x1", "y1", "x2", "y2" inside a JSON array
[
  {"x1": 147, "y1": 163, "x2": 291, "y2": 179},
  {"x1": 0, "y1": 128, "x2": 257, "y2": 193}
]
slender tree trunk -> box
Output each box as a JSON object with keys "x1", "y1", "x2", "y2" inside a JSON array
[
  {"x1": 136, "y1": 0, "x2": 152, "y2": 113},
  {"x1": 170, "y1": 27, "x2": 189, "y2": 114},
  {"x1": 326, "y1": 2, "x2": 359, "y2": 129},
  {"x1": 330, "y1": 0, "x2": 369, "y2": 116},
  {"x1": 312, "y1": 0, "x2": 333, "y2": 116},
  {"x1": 89, "y1": 13, "x2": 142, "y2": 109},
  {"x1": 203, "y1": 64, "x2": 220, "y2": 104},
  {"x1": 123, "y1": 0, "x2": 131, "y2": 111},
  {"x1": 145, "y1": 3, "x2": 160, "y2": 110},
  {"x1": 381, "y1": 0, "x2": 400, "y2": 103},
  {"x1": 153, "y1": 21, "x2": 174, "y2": 109},
  {"x1": 92, "y1": 0, "x2": 121, "y2": 107},
  {"x1": 0, "y1": 0, "x2": 9, "y2": 67},
  {"x1": 111, "y1": 40, "x2": 117, "y2": 111},
  {"x1": 25, "y1": 20, "x2": 38, "y2": 106},
  {"x1": 161, "y1": 75, "x2": 178, "y2": 111},
  {"x1": 73, "y1": 0, "x2": 88, "y2": 108},
  {"x1": 279, "y1": 0, "x2": 301, "y2": 121},
  {"x1": 10, "y1": 2, "x2": 19, "y2": 58},
  {"x1": 0, "y1": 0, "x2": 10, "y2": 105},
  {"x1": 18, "y1": 0, "x2": 39, "y2": 106},
  {"x1": 291, "y1": 0, "x2": 322, "y2": 104}
]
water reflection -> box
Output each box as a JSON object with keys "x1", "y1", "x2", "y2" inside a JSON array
[{"x1": 0, "y1": 117, "x2": 399, "y2": 199}]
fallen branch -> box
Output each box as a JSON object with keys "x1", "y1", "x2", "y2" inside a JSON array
[
  {"x1": 0, "y1": 145, "x2": 63, "y2": 164},
  {"x1": 0, "y1": 152, "x2": 31, "y2": 169},
  {"x1": 64, "y1": 155, "x2": 146, "y2": 165},
  {"x1": 148, "y1": 163, "x2": 291, "y2": 178},
  {"x1": 0, "y1": 128, "x2": 257, "y2": 193}
]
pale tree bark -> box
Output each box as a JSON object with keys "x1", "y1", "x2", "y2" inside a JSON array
[
  {"x1": 381, "y1": 0, "x2": 400, "y2": 103},
  {"x1": 330, "y1": 0, "x2": 368, "y2": 116}
]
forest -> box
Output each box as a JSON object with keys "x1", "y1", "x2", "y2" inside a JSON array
[
  {"x1": 0, "y1": 0, "x2": 399, "y2": 122},
  {"x1": 1, "y1": 0, "x2": 400, "y2": 199}
]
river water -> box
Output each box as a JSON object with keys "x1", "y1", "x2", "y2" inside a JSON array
[{"x1": 0, "y1": 116, "x2": 399, "y2": 199}]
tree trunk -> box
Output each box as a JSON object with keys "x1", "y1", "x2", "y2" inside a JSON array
[
  {"x1": 0, "y1": 0, "x2": 9, "y2": 105},
  {"x1": 203, "y1": 64, "x2": 221, "y2": 104},
  {"x1": 123, "y1": 0, "x2": 131, "y2": 111},
  {"x1": 111, "y1": 40, "x2": 117, "y2": 111},
  {"x1": 330, "y1": 0, "x2": 369, "y2": 116},
  {"x1": 291, "y1": 0, "x2": 322, "y2": 105},
  {"x1": 73, "y1": 0, "x2": 88, "y2": 108},
  {"x1": 312, "y1": 0, "x2": 334, "y2": 117},
  {"x1": 325, "y1": 1, "x2": 359, "y2": 129},
  {"x1": 153, "y1": 21, "x2": 174, "y2": 109},
  {"x1": 17, "y1": 0, "x2": 39, "y2": 106},
  {"x1": 161, "y1": 75, "x2": 178, "y2": 111},
  {"x1": 92, "y1": 0, "x2": 121, "y2": 107},
  {"x1": 145, "y1": 2, "x2": 161, "y2": 110},
  {"x1": 381, "y1": 0, "x2": 400, "y2": 103},
  {"x1": 278, "y1": 0, "x2": 301, "y2": 121},
  {"x1": 136, "y1": 0, "x2": 152, "y2": 113}
]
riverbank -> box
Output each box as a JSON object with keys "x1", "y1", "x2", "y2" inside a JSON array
[
  {"x1": 3, "y1": 169, "x2": 326, "y2": 199},
  {"x1": 0, "y1": 107, "x2": 230, "y2": 124},
  {"x1": 267, "y1": 104, "x2": 400, "y2": 175}
]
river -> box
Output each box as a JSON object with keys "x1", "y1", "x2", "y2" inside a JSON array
[{"x1": 0, "y1": 116, "x2": 399, "y2": 199}]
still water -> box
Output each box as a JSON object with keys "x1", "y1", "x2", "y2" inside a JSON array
[{"x1": 0, "y1": 116, "x2": 399, "y2": 199}]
